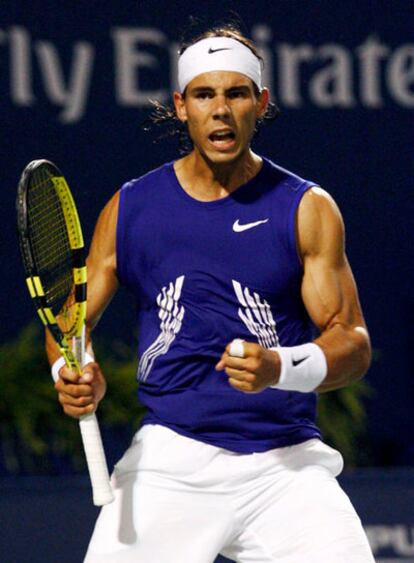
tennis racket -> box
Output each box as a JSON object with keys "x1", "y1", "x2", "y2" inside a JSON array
[{"x1": 16, "y1": 159, "x2": 114, "y2": 506}]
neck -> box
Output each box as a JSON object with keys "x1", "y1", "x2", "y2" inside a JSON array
[{"x1": 174, "y1": 149, "x2": 262, "y2": 202}]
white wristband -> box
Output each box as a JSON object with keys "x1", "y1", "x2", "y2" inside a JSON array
[
  {"x1": 270, "y1": 343, "x2": 327, "y2": 393},
  {"x1": 51, "y1": 352, "x2": 95, "y2": 383},
  {"x1": 51, "y1": 357, "x2": 66, "y2": 383}
]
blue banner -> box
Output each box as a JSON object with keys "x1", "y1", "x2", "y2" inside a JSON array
[{"x1": 1, "y1": 1, "x2": 413, "y2": 467}]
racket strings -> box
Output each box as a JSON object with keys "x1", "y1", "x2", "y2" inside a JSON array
[{"x1": 27, "y1": 169, "x2": 74, "y2": 314}]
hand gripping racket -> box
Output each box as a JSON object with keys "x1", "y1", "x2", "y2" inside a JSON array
[{"x1": 16, "y1": 159, "x2": 114, "y2": 506}]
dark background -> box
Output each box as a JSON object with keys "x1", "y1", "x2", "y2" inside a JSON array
[
  {"x1": 1, "y1": 2, "x2": 413, "y2": 562},
  {"x1": 1, "y1": 0, "x2": 413, "y2": 466}
]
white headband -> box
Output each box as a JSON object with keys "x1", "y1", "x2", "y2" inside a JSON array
[{"x1": 178, "y1": 37, "x2": 262, "y2": 92}]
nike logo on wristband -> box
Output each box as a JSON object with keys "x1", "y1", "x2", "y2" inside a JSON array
[
  {"x1": 208, "y1": 47, "x2": 232, "y2": 54},
  {"x1": 292, "y1": 356, "x2": 309, "y2": 367}
]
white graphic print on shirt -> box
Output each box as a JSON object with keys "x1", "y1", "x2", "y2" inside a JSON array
[
  {"x1": 138, "y1": 275, "x2": 185, "y2": 381},
  {"x1": 232, "y1": 280, "x2": 279, "y2": 348}
]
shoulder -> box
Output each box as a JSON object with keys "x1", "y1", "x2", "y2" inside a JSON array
[
  {"x1": 261, "y1": 157, "x2": 317, "y2": 193},
  {"x1": 120, "y1": 162, "x2": 174, "y2": 195},
  {"x1": 299, "y1": 186, "x2": 342, "y2": 219},
  {"x1": 297, "y1": 187, "x2": 345, "y2": 259}
]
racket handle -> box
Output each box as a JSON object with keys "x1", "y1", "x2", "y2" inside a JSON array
[{"x1": 79, "y1": 413, "x2": 115, "y2": 506}]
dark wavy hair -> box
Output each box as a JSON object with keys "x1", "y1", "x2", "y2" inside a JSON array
[{"x1": 143, "y1": 23, "x2": 280, "y2": 152}]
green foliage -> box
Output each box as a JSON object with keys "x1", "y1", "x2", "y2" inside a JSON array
[
  {"x1": 0, "y1": 324, "x2": 144, "y2": 474},
  {"x1": 317, "y1": 381, "x2": 373, "y2": 466},
  {"x1": 0, "y1": 323, "x2": 372, "y2": 473}
]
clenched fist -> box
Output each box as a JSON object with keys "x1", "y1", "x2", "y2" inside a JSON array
[
  {"x1": 216, "y1": 341, "x2": 281, "y2": 393},
  {"x1": 54, "y1": 361, "x2": 107, "y2": 418}
]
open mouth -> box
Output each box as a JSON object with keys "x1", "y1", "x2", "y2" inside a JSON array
[{"x1": 208, "y1": 130, "x2": 236, "y2": 149}]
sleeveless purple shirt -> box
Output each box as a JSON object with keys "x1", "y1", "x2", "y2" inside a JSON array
[{"x1": 116, "y1": 157, "x2": 322, "y2": 452}]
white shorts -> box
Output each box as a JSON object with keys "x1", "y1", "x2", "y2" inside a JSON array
[{"x1": 84, "y1": 424, "x2": 375, "y2": 563}]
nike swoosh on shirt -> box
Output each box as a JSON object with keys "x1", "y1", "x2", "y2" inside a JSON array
[
  {"x1": 208, "y1": 47, "x2": 232, "y2": 54},
  {"x1": 292, "y1": 356, "x2": 309, "y2": 367},
  {"x1": 232, "y1": 218, "x2": 269, "y2": 233}
]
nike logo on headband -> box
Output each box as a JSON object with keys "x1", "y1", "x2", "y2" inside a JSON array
[
  {"x1": 292, "y1": 356, "x2": 309, "y2": 367},
  {"x1": 208, "y1": 47, "x2": 232, "y2": 54}
]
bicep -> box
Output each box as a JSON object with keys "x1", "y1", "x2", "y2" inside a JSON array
[
  {"x1": 86, "y1": 191, "x2": 120, "y2": 328},
  {"x1": 302, "y1": 252, "x2": 365, "y2": 334},
  {"x1": 298, "y1": 188, "x2": 366, "y2": 333}
]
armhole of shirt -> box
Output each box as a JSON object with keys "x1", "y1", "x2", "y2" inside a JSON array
[{"x1": 287, "y1": 182, "x2": 318, "y2": 270}]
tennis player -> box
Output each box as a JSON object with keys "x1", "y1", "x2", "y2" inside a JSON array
[{"x1": 47, "y1": 24, "x2": 375, "y2": 562}]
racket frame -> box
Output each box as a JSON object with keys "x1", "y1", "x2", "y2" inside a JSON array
[{"x1": 17, "y1": 159, "x2": 114, "y2": 506}]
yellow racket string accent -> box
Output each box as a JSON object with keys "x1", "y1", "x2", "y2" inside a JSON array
[
  {"x1": 25, "y1": 181, "x2": 73, "y2": 310},
  {"x1": 74, "y1": 266, "x2": 87, "y2": 284},
  {"x1": 57, "y1": 302, "x2": 86, "y2": 339},
  {"x1": 52, "y1": 175, "x2": 84, "y2": 250},
  {"x1": 33, "y1": 276, "x2": 45, "y2": 296},
  {"x1": 26, "y1": 277, "x2": 36, "y2": 298},
  {"x1": 37, "y1": 308, "x2": 48, "y2": 326},
  {"x1": 67, "y1": 303, "x2": 86, "y2": 338},
  {"x1": 57, "y1": 338, "x2": 82, "y2": 373},
  {"x1": 61, "y1": 345, "x2": 82, "y2": 374},
  {"x1": 26, "y1": 276, "x2": 46, "y2": 297},
  {"x1": 44, "y1": 308, "x2": 56, "y2": 324}
]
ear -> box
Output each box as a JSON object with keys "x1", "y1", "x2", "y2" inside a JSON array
[
  {"x1": 173, "y1": 91, "x2": 187, "y2": 122},
  {"x1": 256, "y1": 87, "x2": 270, "y2": 119}
]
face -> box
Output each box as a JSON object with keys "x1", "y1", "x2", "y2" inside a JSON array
[{"x1": 173, "y1": 71, "x2": 269, "y2": 166}]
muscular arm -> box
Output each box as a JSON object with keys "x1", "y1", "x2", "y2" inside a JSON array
[
  {"x1": 217, "y1": 187, "x2": 371, "y2": 393},
  {"x1": 298, "y1": 187, "x2": 371, "y2": 392},
  {"x1": 45, "y1": 192, "x2": 120, "y2": 416},
  {"x1": 84, "y1": 191, "x2": 120, "y2": 331}
]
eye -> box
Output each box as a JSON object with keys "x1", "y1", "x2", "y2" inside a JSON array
[
  {"x1": 195, "y1": 91, "x2": 213, "y2": 99},
  {"x1": 228, "y1": 89, "x2": 247, "y2": 99}
]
